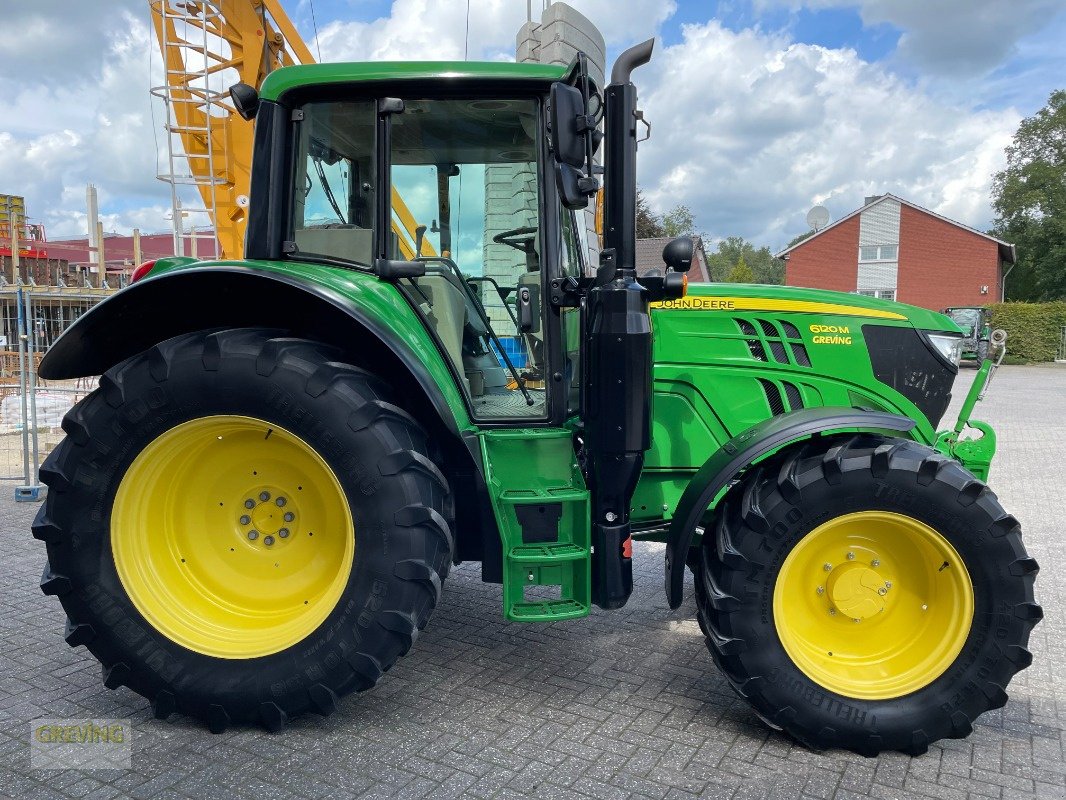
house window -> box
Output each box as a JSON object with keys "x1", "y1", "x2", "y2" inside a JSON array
[{"x1": 859, "y1": 245, "x2": 897, "y2": 261}]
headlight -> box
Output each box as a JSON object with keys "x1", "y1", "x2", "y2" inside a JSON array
[{"x1": 924, "y1": 332, "x2": 963, "y2": 367}]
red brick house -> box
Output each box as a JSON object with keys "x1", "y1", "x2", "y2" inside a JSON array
[{"x1": 776, "y1": 194, "x2": 1016, "y2": 309}]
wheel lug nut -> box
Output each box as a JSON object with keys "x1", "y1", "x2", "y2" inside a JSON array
[
  {"x1": 248, "y1": 530, "x2": 259, "y2": 540},
  {"x1": 816, "y1": 586, "x2": 824, "y2": 595},
  {"x1": 259, "y1": 491, "x2": 271, "y2": 502},
  {"x1": 853, "y1": 618, "x2": 861, "y2": 623},
  {"x1": 283, "y1": 512, "x2": 295, "y2": 522},
  {"x1": 244, "y1": 499, "x2": 255, "y2": 509},
  {"x1": 878, "y1": 587, "x2": 888, "y2": 596},
  {"x1": 278, "y1": 528, "x2": 290, "y2": 538},
  {"x1": 846, "y1": 552, "x2": 855, "y2": 560},
  {"x1": 871, "y1": 559, "x2": 880, "y2": 567},
  {"x1": 823, "y1": 563, "x2": 832, "y2": 572},
  {"x1": 829, "y1": 608, "x2": 836, "y2": 616},
  {"x1": 276, "y1": 497, "x2": 286, "y2": 507},
  {"x1": 263, "y1": 535, "x2": 275, "y2": 546},
  {"x1": 240, "y1": 515, "x2": 251, "y2": 525},
  {"x1": 885, "y1": 581, "x2": 892, "y2": 589}
]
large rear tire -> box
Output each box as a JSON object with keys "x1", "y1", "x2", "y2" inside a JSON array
[
  {"x1": 34, "y1": 328, "x2": 453, "y2": 732},
  {"x1": 694, "y1": 435, "x2": 1041, "y2": 755}
]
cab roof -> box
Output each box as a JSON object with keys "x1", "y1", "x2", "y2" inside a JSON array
[{"x1": 259, "y1": 62, "x2": 568, "y2": 102}]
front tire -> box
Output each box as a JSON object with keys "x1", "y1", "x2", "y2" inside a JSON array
[
  {"x1": 34, "y1": 329, "x2": 453, "y2": 732},
  {"x1": 695, "y1": 435, "x2": 1041, "y2": 755}
]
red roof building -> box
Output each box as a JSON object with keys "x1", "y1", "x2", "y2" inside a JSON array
[{"x1": 776, "y1": 194, "x2": 1016, "y2": 309}]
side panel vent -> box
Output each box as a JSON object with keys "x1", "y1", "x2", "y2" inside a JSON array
[
  {"x1": 791, "y1": 343, "x2": 811, "y2": 367},
  {"x1": 783, "y1": 381, "x2": 803, "y2": 410},
  {"x1": 758, "y1": 378, "x2": 785, "y2": 416},
  {"x1": 757, "y1": 318, "x2": 778, "y2": 337},
  {"x1": 768, "y1": 340, "x2": 790, "y2": 364},
  {"x1": 781, "y1": 320, "x2": 801, "y2": 339},
  {"x1": 747, "y1": 340, "x2": 768, "y2": 361}
]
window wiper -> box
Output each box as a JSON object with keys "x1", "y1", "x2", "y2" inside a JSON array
[{"x1": 312, "y1": 156, "x2": 346, "y2": 223}]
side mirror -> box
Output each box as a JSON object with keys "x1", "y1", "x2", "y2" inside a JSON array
[
  {"x1": 555, "y1": 163, "x2": 592, "y2": 210},
  {"x1": 662, "y1": 236, "x2": 694, "y2": 272},
  {"x1": 229, "y1": 82, "x2": 260, "y2": 121},
  {"x1": 550, "y1": 83, "x2": 587, "y2": 168}
]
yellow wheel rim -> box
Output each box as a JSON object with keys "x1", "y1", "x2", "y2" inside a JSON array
[
  {"x1": 773, "y1": 511, "x2": 973, "y2": 699},
  {"x1": 112, "y1": 416, "x2": 354, "y2": 659}
]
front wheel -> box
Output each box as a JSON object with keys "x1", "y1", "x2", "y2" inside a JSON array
[
  {"x1": 35, "y1": 329, "x2": 453, "y2": 732},
  {"x1": 695, "y1": 435, "x2": 1041, "y2": 755}
]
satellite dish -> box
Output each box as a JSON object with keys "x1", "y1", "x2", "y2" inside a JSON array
[{"x1": 806, "y1": 205, "x2": 830, "y2": 231}]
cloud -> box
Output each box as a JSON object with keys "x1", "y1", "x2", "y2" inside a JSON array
[
  {"x1": 635, "y1": 20, "x2": 1020, "y2": 248},
  {"x1": 761, "y1": 0, "x2": 1065, "y2": 75},
  {"x1": 0, "y1": 0, "x2": 1030, "y2": 254},
  {"x1": 316, "y1": 0, "x2": 675, "y2": 62},
  {"x1": 0, "y1": 4, "x2": 174, "y2": 239}
]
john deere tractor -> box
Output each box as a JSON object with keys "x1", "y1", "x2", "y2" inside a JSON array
[{"x1": 33, "y1": 42, "x2": 1040, "y2": 755}]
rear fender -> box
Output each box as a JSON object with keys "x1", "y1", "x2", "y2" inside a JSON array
[
  {"x1": 39, "y1": 266, "x2": 466, "y2": 434},
  {"x1": 664, "y1": 406, "x2": 916, "y2": 609}
]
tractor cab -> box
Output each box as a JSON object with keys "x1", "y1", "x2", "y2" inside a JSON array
[
  {"x1": 943, "y1": 305, "x2": 991, "y2": 360},
  {"x1": 285, "y1": 85, "x2": 590, "y2": 421}
]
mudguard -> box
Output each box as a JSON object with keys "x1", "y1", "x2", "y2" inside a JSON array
[
  {"x1": 664, "y1": 406, "x2": 916, "y2": 609},
  {"x1": 38, "y1": 265, "x2": 466, "y2": 435}
]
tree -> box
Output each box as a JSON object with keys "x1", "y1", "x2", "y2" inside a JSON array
[
  {"x1": 662, "y1": 205, "x2": 696, "y2": 237},
  {"x1": 636, "y1": 187, "x2": 665, "y2": 238},
  {"x1": 706, "y1": 236, "x2": 784, "y2": 284},
  {"x1": 726, "y1": 255, "x2": 756, "y2": 283},
  {"x1": 991, "y1": 90, "x2": 1066, "y2": 301}
]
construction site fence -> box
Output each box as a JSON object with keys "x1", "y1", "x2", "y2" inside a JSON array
[{"x1": 0, "y1": 287, "x2": 114, "y2": 491}]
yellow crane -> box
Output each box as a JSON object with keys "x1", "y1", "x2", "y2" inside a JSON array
[{"x1": 150, "y1": 0, "x2": 432, "y2": 260}]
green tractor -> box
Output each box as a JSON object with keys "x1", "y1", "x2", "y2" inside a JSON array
[
  {"x1": 33, "y1": 43, "x2": 1040, "y2": 755},
  {"x1": 944, "y1": 306, "x2": 992, "y2": 363}
]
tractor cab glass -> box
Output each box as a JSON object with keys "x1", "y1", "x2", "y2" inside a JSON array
[
  {"x1": 945, "y1": 307, "x2": 981, "y2": 337},
  {"x1": 291, "y1": 101, "x2": 377, "y2": 266},
  {"x1": 388, "y1": 97, "x2": 546, "y2": 419}
]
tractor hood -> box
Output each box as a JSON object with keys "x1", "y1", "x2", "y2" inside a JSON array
[{"x1": 680, "y1": 283, "x2": 963, "y2": 334}]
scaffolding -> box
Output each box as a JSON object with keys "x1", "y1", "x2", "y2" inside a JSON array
[{"x1": 149, "y1": 0, "x2": 315, "y2": 259}]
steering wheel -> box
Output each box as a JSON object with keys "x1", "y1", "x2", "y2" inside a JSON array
[{"x1": 492, "y1": 226, "x2": 538, "y2": 254}]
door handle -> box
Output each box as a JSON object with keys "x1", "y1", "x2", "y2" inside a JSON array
[{"x1": 518, "y1": 287, "x2": 534, "y2": 332}]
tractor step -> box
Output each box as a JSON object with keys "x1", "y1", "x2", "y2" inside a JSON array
[
  {"x1": 509, "y1": 599, "x2": 588, "y2": 621},
  {"x1": 509, "y1": 542, "x2": 586, "y2": 562},
  {"x1": 481, "y1": 429, "x2": 592, "y2": 622}
]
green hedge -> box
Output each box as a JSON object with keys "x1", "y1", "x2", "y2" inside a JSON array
[{"x1": 986, "y1": 301, "x2": 1066, "y2": 363}]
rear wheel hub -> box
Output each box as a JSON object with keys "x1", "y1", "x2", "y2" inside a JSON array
[{"x1": 111, "y1": 415, "x2": 354, "y2": 659}]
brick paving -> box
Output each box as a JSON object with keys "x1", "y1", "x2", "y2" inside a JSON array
[{"x1": 0, "y1": 364, "x2": 1062, "y2": 799}]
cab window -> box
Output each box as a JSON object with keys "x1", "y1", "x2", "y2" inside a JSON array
[{"x1": 388, "y1": 97, "x2": 546, "y2": 419}]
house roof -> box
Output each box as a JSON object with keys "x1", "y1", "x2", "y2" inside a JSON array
[
  {"x1": 774, "y1": 193, "x2": 1016, "y2": 264},
  {"x1": 635, "y1": 236, "x2": 710, "y2": 282}
]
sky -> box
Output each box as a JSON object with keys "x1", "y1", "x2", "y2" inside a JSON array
[{"x1": 1, "y1": 0, "x2": 1064, "y2": 252}]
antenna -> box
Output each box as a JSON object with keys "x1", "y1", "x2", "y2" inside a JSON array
[{"x1": 806, "y1": 205, "x2": 830, "y2": 231}]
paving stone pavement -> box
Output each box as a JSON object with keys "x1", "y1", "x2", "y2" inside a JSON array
[{"x1": 0, "y1": 364, "x2": 1062, "y2": 800}]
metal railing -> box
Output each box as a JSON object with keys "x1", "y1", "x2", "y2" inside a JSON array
[
  {"x1": 1057, "y1": 326, "x2": 1066, "y2": 363},
  {"x1": 0, "y1": 288, "x2": 111, "y2": 498}
]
